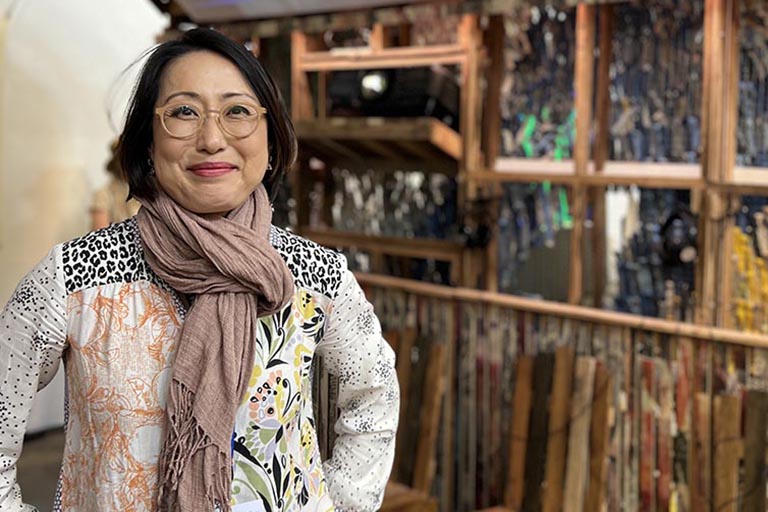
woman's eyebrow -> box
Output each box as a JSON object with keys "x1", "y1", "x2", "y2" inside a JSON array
[
  {"x1": 160, "y1": 91, "x2": 259, "y2": 103},
  {"x1": 160, "y1": 91, "x2": 200, "y2": 104}
]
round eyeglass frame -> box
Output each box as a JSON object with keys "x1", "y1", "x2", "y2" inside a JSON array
[{"x1": 154, "y1": 103, "x2": 268, "y2": 140}]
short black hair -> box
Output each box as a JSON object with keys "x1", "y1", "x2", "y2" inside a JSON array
[{"x1": 118, "y1": 28, "x2": 297, "y2": 202}]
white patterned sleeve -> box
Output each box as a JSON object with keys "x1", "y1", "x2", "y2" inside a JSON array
[
  {"x1": 316, "y1": 267, "x2": 399, "y2": 512},
  {"x1": 0, "y1": 247, "x2": 68, "y2": 511}
]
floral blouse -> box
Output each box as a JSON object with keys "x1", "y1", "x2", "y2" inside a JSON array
[{"x1": 0, "y1": 219, "x2": 398, "y2": 511}]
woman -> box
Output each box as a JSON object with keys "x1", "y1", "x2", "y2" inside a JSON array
[{"x1": 0, "y1": 28, "x2": 398, "y2": 511}]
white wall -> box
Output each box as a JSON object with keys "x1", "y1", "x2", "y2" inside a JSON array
[{"x1": 0, "y1": 0, "x2": 167, "y2": 432}]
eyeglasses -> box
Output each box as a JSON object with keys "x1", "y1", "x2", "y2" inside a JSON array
[{"x1": 154, "y1": 101, "x2": 268, "y2": 139}]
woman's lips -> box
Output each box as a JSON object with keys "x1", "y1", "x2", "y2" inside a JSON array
[{"x1": 188, "y1": 162, "x2": 236, "y2": 177}]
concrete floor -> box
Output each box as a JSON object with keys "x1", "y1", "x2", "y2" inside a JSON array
[{"x1": 16, "y1": 428, "x2": 65, "y2": 511}]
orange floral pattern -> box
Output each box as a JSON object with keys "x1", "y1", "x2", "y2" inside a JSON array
[{"x1": 61, "y1": 281, "x2": 181, "y2": 511}]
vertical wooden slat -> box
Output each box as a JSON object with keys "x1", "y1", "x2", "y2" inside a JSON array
[
  {"x1": 506, "y1": 355, "x2": 534, "y2": 511},
  {"x1": 639, "y1": 357, "x2": 656, "y2": 512},
  {"x1": 393, "y1": 326, "x2": 417, "y2": 480},
  {"x1": 623, "y1": 328, "x2": 638, "y2": 511},
  {"x1": 523, "y1": 352, "x2": 555, "y2": 512},
  {"x1": 290, "y1": 30, "x2": 324, "y2": 232},
  {"x1": 458, "y1": 13, "x2": 483, "y2": 204},
  {"x1": 483, "y1": 14, "x2": 504, "y2": 293},
  {"x1": 692, "y1": 393, "x2": 712, "y2": 512},
  {"x1": 675, "y1": 338, "x2": 694, "y2": 510},
  {"x1": 482, "y1": 14, "x2": 505, "y2": 170},
  {"x1": 290, "y1": 30, "x2": 317, "y2": 120},
  {"x1": 369, "y1": 22, "x2": 386, "y2": 51},
  {"x1": 542, "y1": 345, "x2": 576, "y2": 512},
  {"x1": 718, "y1": 0, "x2": 741, "y2": 329},
  {"x1": 413, "y1": 343, "x2": 447, "y2": 494},
  {"x1": 656, "y1": 360, "x2": 673, "y2": 510},
  {"x1": 563, "y1": 357, "x2": 597, "y2": 512},
  {"x1": 480, "y1": 305, "x2": 492, "y2": 508},
  {"x1": 591, "y1": 4, "x2": 614, "y2": 309},
  {"x1": 440, "y1": 302, "x2": 456, "y2": 512},
  {"x1": 712, "y1": 394, "x2": 741, "y2": 512},
  {"x1": 569, "y1": 4, "x2": 596, "y2": 305},
  {"x1": 742, "y1": 390, "x2": 768, "y2": 512},
  {"x1": 585, "y1": 362, "x2": 612, "y2": 512},
  {"x1": 467, "y1": 303, "x2": 479, "y2": 506}
]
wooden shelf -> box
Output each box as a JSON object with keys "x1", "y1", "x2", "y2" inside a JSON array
[
  {"x1": 296, "y1": 117, "x2": 462, "y2": 171},
  {"x1": 476, "y1": 157, "x2": 575, "y2": 184},
  {"x1": 474, "y1": 159, "x2": 703, "y2": 189},
  {"x1": 588, "y1": 161, "x2": 703, "y2": 189},
  {"x1": 298, "y1": 227, "x2": 464, "y2": 263},
  {"x1": 299, "y1": 43, "x2": 467, "y2": 72},
  {"x1": 723, "y1": 166, "x2": 768, "y2": 195}
]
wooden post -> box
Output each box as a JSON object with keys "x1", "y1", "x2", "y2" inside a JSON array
[
  {"x1": 482, "y1": 15, "x2": 505, "y2": 170},
  {"x1": 482, "y1": 15, "x2": 505, "y2": 293},
  {"x1": 290, "y1": 30, "x2": 324, "y2": 233},
  {"x1": 569, "y1": 4, "x2": 596, "y2": 305},
  {"x1": 698, "y1": 0, "x2": 740, "y2": 327},
  {"x1": 591, "y1": 4, "x2": 613, "y2": 309},
  {"x1": 457, "y1": 14, "x2": 486, "y2": 288},
  {"x1": 458, "y1": 13, "x2": 483, "y2": 196}
]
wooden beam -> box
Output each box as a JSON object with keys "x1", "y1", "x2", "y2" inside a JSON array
[
  {"x1": 299, "y1": 44, "x2": 467, "y2": 71},
  {"x1": 569, "y1": 3, "x2": 596, "y2": 305},
  {"x1": 290, "y1": 29, "x2": 325, "y2": 233},
  {"x1": 591, "y1": 4, "x2": 614, "y2": 309},
  {"x1": 482, "y1": 14, "x2": 505, "y2": 169},
  {"x1": 458, "y1": 13, "x2": 484, "y2": 200},
  {"x1": 573, "y1": 3, "x2": 596, "y2": 179},
  {"x1": 300, "y1": 229, "x2": 464, "y2": 278},
  {"x1": 291, "y1": 30, "x2": 321, "y2": 120},
  {"x1": 369, "y1": 22, "x2": 386, "y2": 52},
  {"x1": 355, "y1": 272, "x2": 768, "y2": 350}
]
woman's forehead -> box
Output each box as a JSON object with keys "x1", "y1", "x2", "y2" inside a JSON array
[{"x1": 159, "y1": 50, "x2": 254, "y2": 100}]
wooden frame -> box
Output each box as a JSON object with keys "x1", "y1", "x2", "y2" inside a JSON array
[{"x1": 289, "y1": 10, "x2": 486, "y2": 287}]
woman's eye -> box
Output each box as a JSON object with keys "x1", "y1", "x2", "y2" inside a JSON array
[
  {"x1": 168, "y1": 105, "x2": 198, "y2": 119},
  {"x1": 226, "y1": 105, "x2": 253, "y2": 117}
]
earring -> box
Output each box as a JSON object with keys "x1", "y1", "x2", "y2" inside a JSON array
[
  {"x1": 147, "y1": 158, "x2": 156, "y2": 176},
  {"x1": 267, "y1": 156, "x2": 273, "y2": 172}
]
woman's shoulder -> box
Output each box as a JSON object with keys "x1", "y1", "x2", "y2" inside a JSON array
[
  {"x1": 59, "y1": 217, "x2": 151, "y2": 294},
  {"x1": 270, "y1": 226, "x2": 347, "y2": 300}
]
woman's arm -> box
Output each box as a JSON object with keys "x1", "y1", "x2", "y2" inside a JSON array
[
  {"x1": 316, "y1": 268, "x2": 399, "y2": 512},
  {"x1": 0, "y1": 248, "x2": 68, "y2": 511}
]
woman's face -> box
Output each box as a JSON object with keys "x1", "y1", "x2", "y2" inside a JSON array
[{"x1": 151, "y1": 50, "x2": 269, "y2": 214}]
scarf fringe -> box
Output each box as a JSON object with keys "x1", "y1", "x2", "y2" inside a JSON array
[{"x1": 158, "y1": 381, "x2": 232, "y2": 512}]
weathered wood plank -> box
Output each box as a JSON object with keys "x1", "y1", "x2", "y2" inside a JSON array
[
  {"x1": 542, "y1": 345, "x2": 575, "y2": 512},
  {"x1": 506, "y1": 355, "x2": 534, "y2": 510},
  {"x1": 563, "y1": 357, "x2": 597, "y2": 512}
]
